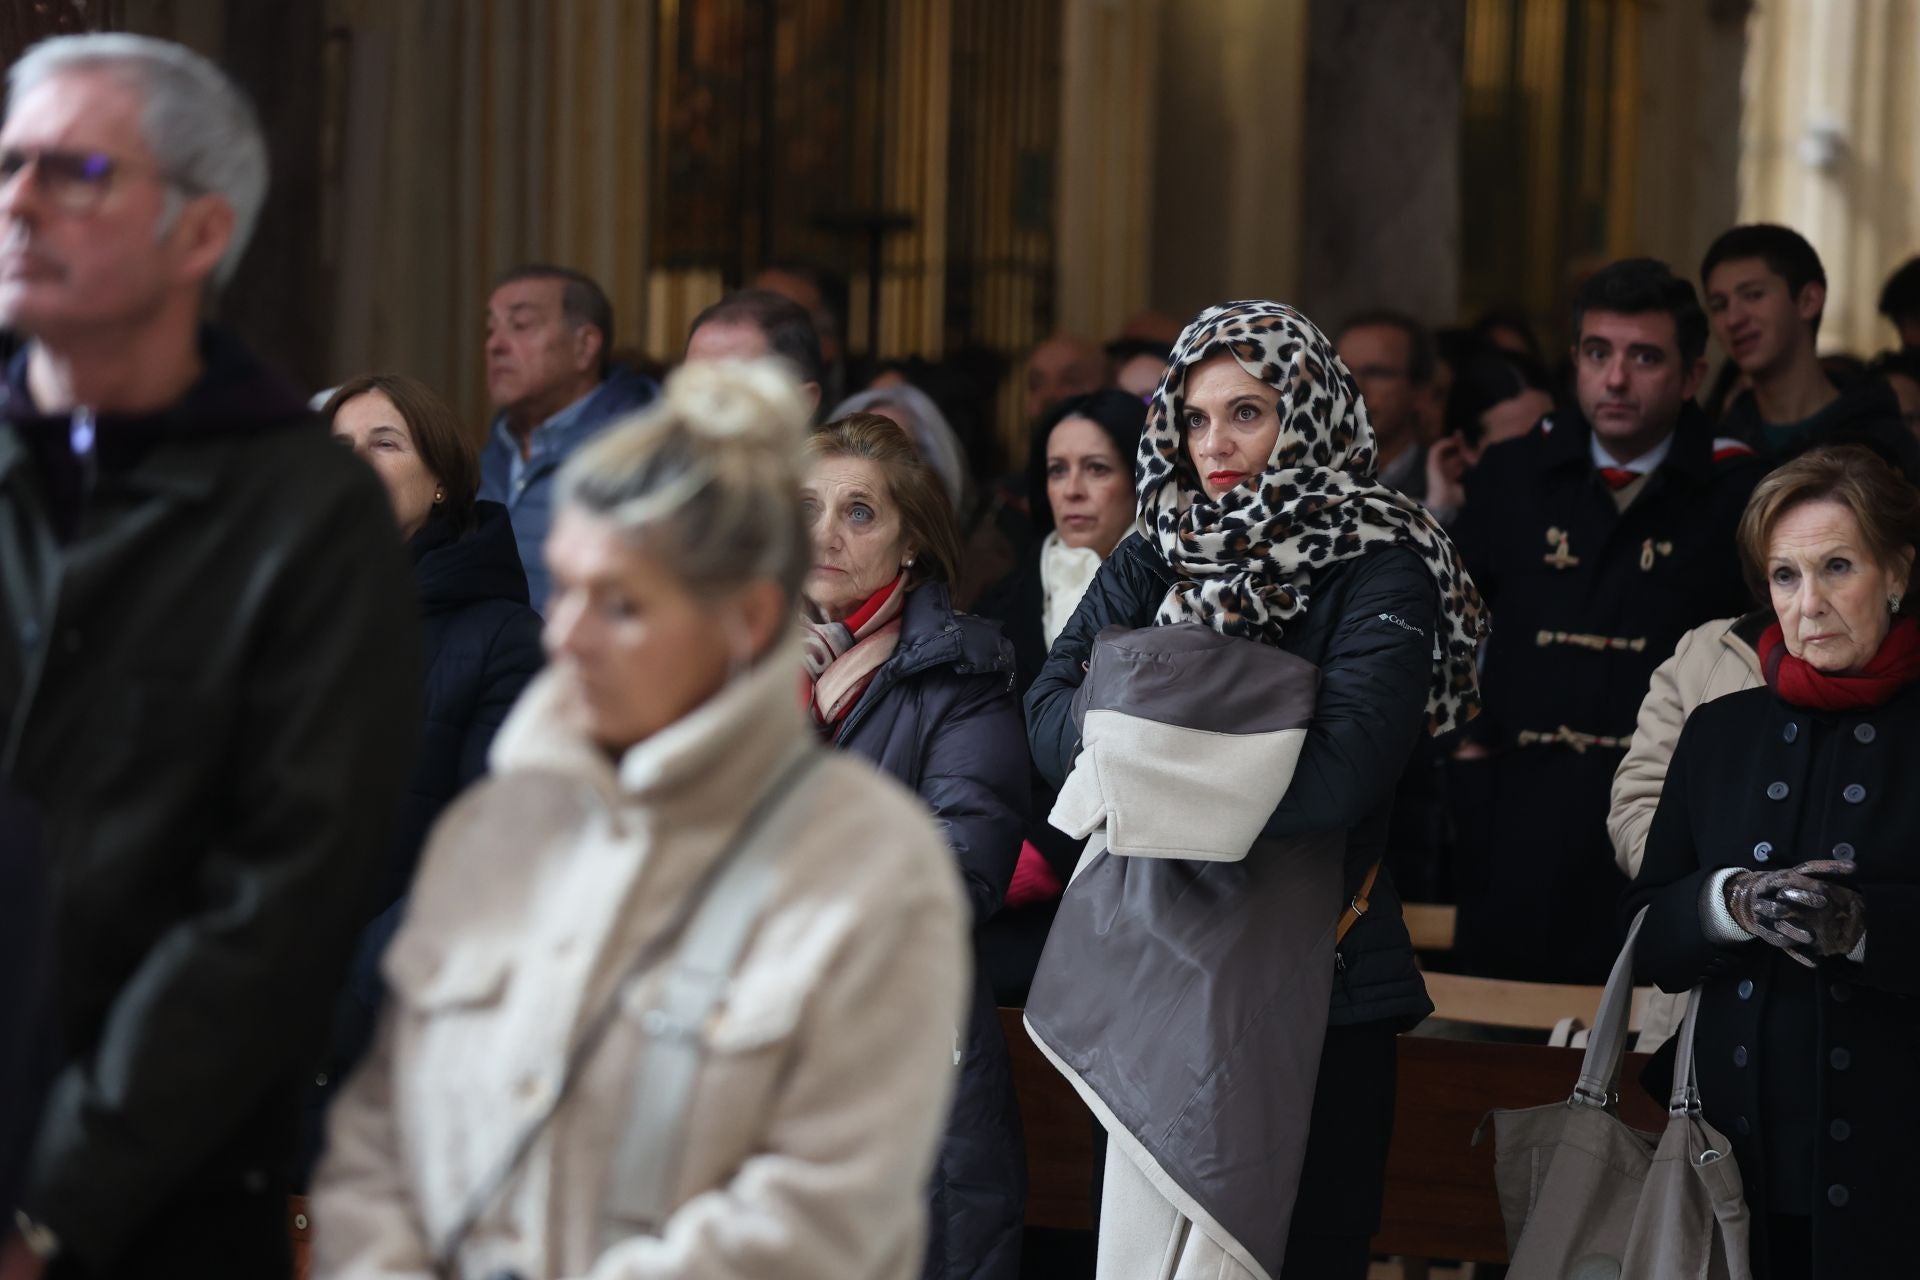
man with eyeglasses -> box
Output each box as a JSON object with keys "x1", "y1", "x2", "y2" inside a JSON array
[
  {"x1": 0, "y1": 35, "x2": 418, "y2": 1280},
  {"x1": 1335, "y1": 309, "x2": 1441, "y2": 501}
]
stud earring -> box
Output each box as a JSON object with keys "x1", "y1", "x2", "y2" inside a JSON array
[
  {"x1": 433, "y1": 489, "x2": 445, "y2": 504},
  {"x1": 1892, "y1": 594, "x2": 1904, "y2": 614}
]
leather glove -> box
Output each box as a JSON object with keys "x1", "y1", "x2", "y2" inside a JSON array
[{"x1": 1724, "y1": 859, "x2": 1865, "y2": 966}]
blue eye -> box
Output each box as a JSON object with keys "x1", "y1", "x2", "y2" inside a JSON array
[{"x1": 850, "y1": 504, "x2": 874, "y2": 523}]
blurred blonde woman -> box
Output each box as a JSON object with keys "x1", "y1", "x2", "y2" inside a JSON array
[{"x1": 312, "y1": 361, "x2": 969, "y2": 1279}]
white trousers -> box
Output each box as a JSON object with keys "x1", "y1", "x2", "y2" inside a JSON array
[{"x1": 1095, "y1": 1148, "x2": 1260, "y2": 1280}]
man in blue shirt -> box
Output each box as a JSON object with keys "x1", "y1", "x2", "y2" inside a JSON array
[{"x1": 479, "y1": 265, "x2": 657, "y2": 611}]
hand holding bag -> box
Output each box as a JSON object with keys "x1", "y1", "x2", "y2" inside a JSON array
[{"x1": 1486, "y1": 908, "x2": 1753, "y2": 1279}]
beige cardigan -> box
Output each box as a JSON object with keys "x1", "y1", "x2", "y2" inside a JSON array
[
  {"x1": 312, "y1": 637, "x2": 969, "y2": 1280},
  {"x1": 1607, "y1": 614, "x2": 1764, "y2": 1052},
  {"x1": 1608, "y1": 614, "x2": 1765, "y2": 879}
]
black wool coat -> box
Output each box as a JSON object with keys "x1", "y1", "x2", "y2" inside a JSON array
[
  {"x1": 831, "y1": 580, "x2": 1031, "y2": 1280},
  {"x1": 1025, "y1": 533, "x2": 1436, "y2": 1031},
  {"x1": 0, "y1": 330, "x2": 420, "y2": 1277},
  {"x1": 1625, "y1": 679, "x2": 1920, "y2": 1278},
  {"x1": 1449, "y1": 405, "x2": 1763, "y2": 981}
]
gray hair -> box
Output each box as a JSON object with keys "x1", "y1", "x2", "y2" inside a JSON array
[
  {"x1": 557, "y1": 359, "x2": 815, "y2": 606},
  {"x1": 829, "y1": 383, "x2": 971, "y2": 511},
  {"x1": 9, "y1": 34, "x2": 268, "y2": 287}
]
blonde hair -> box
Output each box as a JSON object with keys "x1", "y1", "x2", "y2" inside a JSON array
[
  {"x1": 557, "y1": 359, "x2": 813, "y2": 603},
  {"x1": 807, "y1": 413, "x2": 964, "y2": 589},
  {"x1": 1738, "y1": 444, "x2": 1920, "y2": 598}
]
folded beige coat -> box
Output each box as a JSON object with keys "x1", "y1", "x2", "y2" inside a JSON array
[{"x1": 1049, "y1": 623, "x2": 1319, "y2": 862}]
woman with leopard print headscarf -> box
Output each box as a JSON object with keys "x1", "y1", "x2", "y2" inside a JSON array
[{"x1": 1023, "y1": 300, "x2": 1489, "y2": 1280}]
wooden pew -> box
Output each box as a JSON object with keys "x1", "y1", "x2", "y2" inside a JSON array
[
  {"x1": 1000, "y1": 1007, "x2": 1666, "y2": 1263},
  {"x1": 999, "y1": 1006, "x2": 1097, "y2": 1230},
  {"x1": 1401, "y1": 903, "x2": 1457, "y2": 952},
  {"x1": 1372, "y1": 1037, "x2": 1662, "y2": 1262}
]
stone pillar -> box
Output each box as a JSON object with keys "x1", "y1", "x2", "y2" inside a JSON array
[{"x1": 1299, "y1": 0, "x2": 1464, "y2": 329}]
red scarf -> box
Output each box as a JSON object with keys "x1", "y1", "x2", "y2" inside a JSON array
[
  {"x1": 1758, "y1": 616, "x2": 1920, "y2": 710},
  {"x1": 798, "y1": 574, "x2": 909, "y2": 734}
]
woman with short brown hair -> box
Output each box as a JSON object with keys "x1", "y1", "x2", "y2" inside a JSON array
[
  {"x1": 800, "y1": 413, "x2": 1029, "y2": 1280},
  {"x1": 1629, "y1": 444, "x2": 1920, "y2": 1277}
]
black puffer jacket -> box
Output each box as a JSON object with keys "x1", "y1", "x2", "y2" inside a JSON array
[
  {"x1": 298, "y1": 500, "x2": 544, "y2": 1185},
  {"x1": 1026, "y1": 533, "x2": 1434, "y2": 1029},
  {"x1": 382, "y1": 501, "x2": 545, "y2": 908},
  {"x1": 832, "y1": 581, "x2": 1029, "y2": 1280}
]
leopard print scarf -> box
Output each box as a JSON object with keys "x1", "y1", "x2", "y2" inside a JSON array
[{"x1": 1138, "y1": 299, "x2": 1489, "y2": 734}]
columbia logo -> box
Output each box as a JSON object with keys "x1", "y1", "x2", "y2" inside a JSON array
[{"x1": 1377, "y1": 613, "x2": 1420, "y2": 633}]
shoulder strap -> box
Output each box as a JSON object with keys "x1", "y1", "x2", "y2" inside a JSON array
[
  {"x1": 1666, "y1": 985, "x2": 1704, "y2": 1116},
  {"x1": 1572, "y1": 906, "x2": 1646, "y2": 1108},
  {"x1": 598, "y1": 746, "x2": 818, "y2": 1244},
  {"x1": 430, "y1": 743, "x2": 823, "y2": 1275},
  {"x1": 1336, "y1": 860, "x2": 1382, "y2": 944}
]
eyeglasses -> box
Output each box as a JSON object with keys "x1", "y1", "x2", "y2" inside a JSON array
[{"x1": 0, "y1": 146, "x2": 181, "y2": 213}]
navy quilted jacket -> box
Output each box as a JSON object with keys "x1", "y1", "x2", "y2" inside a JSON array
[{"x1": 832, "y1": 581, "x2": 1030, "y2": 1280}]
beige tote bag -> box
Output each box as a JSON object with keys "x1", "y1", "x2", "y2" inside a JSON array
[{"x1": 1486, "y1": 909, "x2": 1753, "y2": 1280}]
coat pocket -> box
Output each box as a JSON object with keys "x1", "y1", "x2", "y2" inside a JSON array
[
  {"x1": 699, "y1": 963, "x2": 810, "y2": 1053},
  {"x1": 385, "y1": 936, "x2": 514, "y2": 1012}
]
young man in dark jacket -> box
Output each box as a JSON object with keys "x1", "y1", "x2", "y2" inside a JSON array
[
  {"x1": 1702, "y1": 223, "x2": 1920, "y2": 480},
  {"x1": 0, "y1": 35, "x2": 419, "y2": 1278}
]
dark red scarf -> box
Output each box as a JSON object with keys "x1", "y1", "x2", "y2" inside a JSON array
[{"x1": 1758, "y1": 616, "x2": 1920, "y2": 710}]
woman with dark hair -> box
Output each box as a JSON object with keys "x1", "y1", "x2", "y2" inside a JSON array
[
  {"x1": 300, "y1": 374, "x2": 545, "y2": 1179},
  {"x1": 1025, "y1": 300, "x2": 1488, "y2": 1278},
  {"x1": 800, "y1": 413, "x2": 1030, "y2": 1280},
  {"x1": 975, "y1": 388, "x2": 1146, "y2": 1003},
  {"x1": 1627, "y1": 445, "x2": 1920, "y2": 1278}
]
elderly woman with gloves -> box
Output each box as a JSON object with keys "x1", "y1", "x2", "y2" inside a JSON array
[
  {"x1": 1626, "y1": 445, "x2": 1920, "y2": 1279},
  {"x1": 1024, "y1": 301, "x2": 1488, "y2": 1280}
]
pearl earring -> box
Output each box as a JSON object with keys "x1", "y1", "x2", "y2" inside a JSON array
[{"x1": 433, "y1": 489, "x2": 445, "y2": 504}]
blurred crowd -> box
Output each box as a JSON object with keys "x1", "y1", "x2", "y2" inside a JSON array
[{"x1": 4, "y1": 31, "x2": 1919, "y2": 1280}]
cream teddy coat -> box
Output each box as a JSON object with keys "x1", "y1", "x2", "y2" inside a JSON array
[{"x1": 312, "y1": 636, "x2": 969, "y2": 1279}]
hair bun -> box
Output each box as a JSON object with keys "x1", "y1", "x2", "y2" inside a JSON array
[{"x1": 662, "y1": 358, "x2": 811, "y2": 451}]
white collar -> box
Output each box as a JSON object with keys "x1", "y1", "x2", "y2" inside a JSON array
[{"x1": 1589, "y1": 430, "x2": 1673, "y2": 475}]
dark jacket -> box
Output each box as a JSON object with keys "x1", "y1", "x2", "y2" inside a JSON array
[
  {"x1": 1449, "y1": 405, "x2": 1764, "y2": 981},
  {"x1": 0, "y1": 330, "x2": 421, "y2": 1277},
  {"x1": 971, "y1": 552, "x2": 1085, "y2": 1003},
  {"x1": 384, "y1": 500, "x2": 544, "y2": 908},
  {"x1": 1027, "y1": 533, "x2": 1436, "y2": 1030},
  {"x1": 478, "y1": 365, "x2": 657, "y2": 612},
  {"x1": 1718, "y1": 377, "x2": 1920, "y2": 482},
  {"x1": 0, "y1": 780, "x2": 50, "y2": 1217},
  {"x1": 832, "y1": 581, "x2": 1029, "y2": 1280},
  {"x1": 1625, "y1": 679, "x2": 1920, "y2": 1278},
  {"x1": 300, "y1": 499, "x2": 544, "y2": 1184}
]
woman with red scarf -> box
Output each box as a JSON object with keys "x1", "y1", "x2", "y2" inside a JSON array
[
  {"x1": 1627, "y1": 444, "x2": 1920, "y2": 1279},
  {"x1": 799, "y1": 413, "x2": 1030, "y2": 1280}
]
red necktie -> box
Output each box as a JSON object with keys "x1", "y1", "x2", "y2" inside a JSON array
[{"x1": 1598, "y1": 466, "x2": 1639, "y2": 490}]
